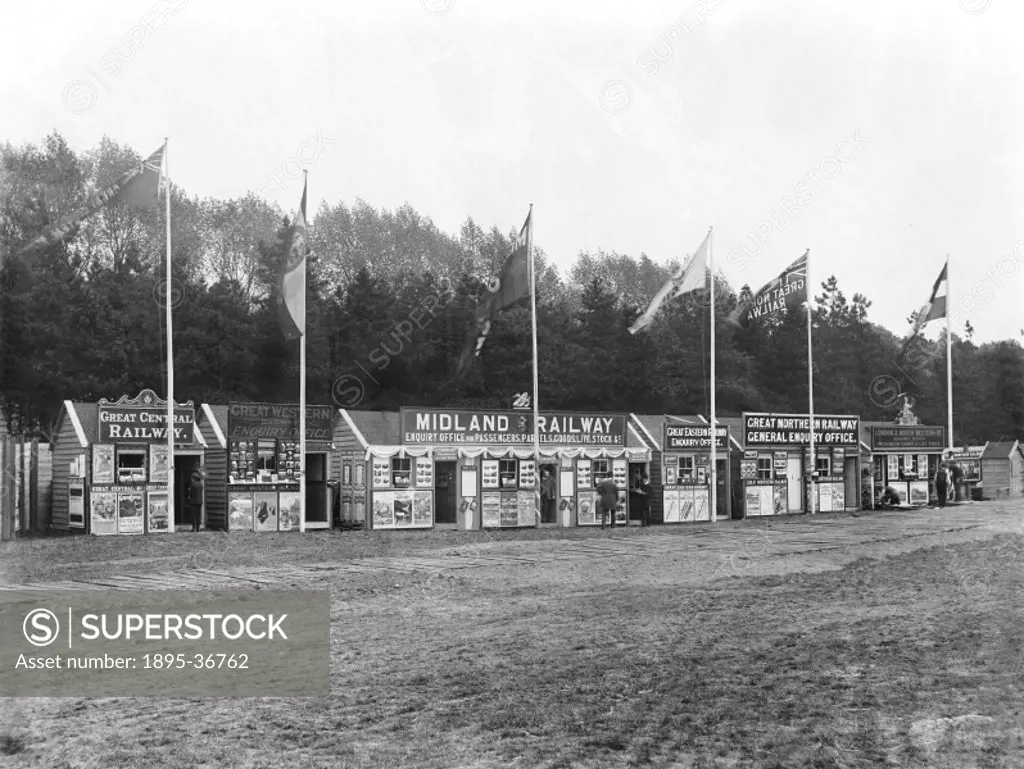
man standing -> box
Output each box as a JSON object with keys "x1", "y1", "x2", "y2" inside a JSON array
[
  {"x1": 540, "y1": 467, "x2": 557, "y2": 524},
  {"x1": 597, "y1": 477, "x2": 618, "y2": 529},
  {"x1": 639, "y1": 473, "x2": 652, "y2": 526},
  {"x1": 949, "y1": 460, "x2": 963, "y2": 503},
  {"x1": 187, "y1": 469, "x2": 204, "y2": 531},
  {"x1": 934, "y1": 462, "x2": 948, "y2": 508}
]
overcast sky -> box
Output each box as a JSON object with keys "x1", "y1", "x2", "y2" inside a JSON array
[{"x1": 3, "y1": 0, "x2": 1021, "y2": 343}]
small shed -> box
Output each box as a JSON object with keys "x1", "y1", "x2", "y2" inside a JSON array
[{"x1": 980, "y1": 441, "x2": 1024, "y2": 499}]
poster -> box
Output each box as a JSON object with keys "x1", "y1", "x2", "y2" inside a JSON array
[
  {"x1": 517, "y1": 490, "x2": 536, "y2": 527},
  {"x1": 92, "y1": 445, "x2": 115, "y2": 485},
  {"x1": 228, "y1": 492, "x2": 254, "y2": 532},
  {"x1": 745, "y1": 486, "x2": 762, "y2": 517},
  {"x1": 279, "y1": 492, "x2": 300, "y2": 530},
  {"x1": 393, "y1": 490, "x2": 414, "y2": 527},
  {"x1": 373, "y1": 491, "x2": 396, "y2": 528},
  {"x1": 459, "y1": 496, "x2": 477, "y2": 525},
  {"x1": 773, "y1": 483, "x2": 788, "y2": 515},
  {"x1": 499, "y1": 492, "x2": 518, "y2": 527},
  {"x1": 817, "y1": 483, "x2": 833, "y2": 512},
  {"x1": 117, "y1": 492, "x2": 144, "y2": 535},
  {"x1": 461, "y1": 469, "x2": 478, "y2": 497},
  {"x1": 612, "y1": 460, "x2": 628, "y2": 488},
  {"x1": 90, "y1": 491, "x2": 118, "y2": 536},
  {"x1": 615, "y1": 490, "x2": 628, "y2": 525},
  {"x1": 909, "y1": 481, "x2": 929, "y2": 506},
  {"x1": 415, "y1": 457, "x2": 433, "y2": 487},
  {"x1": 832, "y1": 482, "x2": 845, "y2": 510},
  {"x1": 481, "y1": 492, "x2": 501, "y2": 527},
  {"x1": 147, "y1": 492, "x2": 169, "y2": 533},
  {"x1": 577, "y1": 490, "x2": 597, "y2": 525},
  {"x1": 518, "y1": 460, "x2": 536, "y2": 489},
  {"x1": 663, "y1": 488, "x2": 681, "y2": 523},
  {"x1": 558, "y1": 495, "x2": 574, "y2": 524},
  {"x1": 665, "y1": 464, "x2": 677, "y2": 486},
  {"x1": 693, "y1": 487, "x2": 711, "y2": 522},
  {"x1": 481, "y1": 460, "x2": 500, "y2": 489},
  {"x1": 576, "y1": 460, "x2": 592, "y2": 489},
  {"x1": 679, "y1": 489, "x2": 696, "y2": 523},
  {"x1": 413, "y1": 491, "x2": 433, "y2": 526},
  {"x1": 372, "y1": 458, "x2": 391, "y2": 488},
  {"x1": 253, "y1": 491, "x2": 279, "y2": 532},
  {"x1": 773, "y1": 451, "x2": 788, "y2": 474},
  {"x1": 149, "y1": 444, "x2": 168, "y2": 484}
]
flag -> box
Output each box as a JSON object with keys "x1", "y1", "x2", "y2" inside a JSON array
[
  {"x1": 908, "y1": 263, "x2": 948, "y2": 337},
  {"x1": 20, "y1": 144, "x2": 165, "y2": 255},
  {"x1": 276, "y1": 181, "x2": 307, "y2": 341},
  {"x1": 456, "y1": 210, "x2": 532, "y2": 377},
  {"x1": 629, "y1": 231, "x2": 710, "y2": 335},
  {"x1": 727, "y1": 250, "x2": 808, "y2": 326}
]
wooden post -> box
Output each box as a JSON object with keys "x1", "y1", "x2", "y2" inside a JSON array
[
  {"x1": 1, "y1": 436, "x2": 12, "y2": 540},
  {"x1": 30, "y1": 438, "x2": 39, "y2": 535}
]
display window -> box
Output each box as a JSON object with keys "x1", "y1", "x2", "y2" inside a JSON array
[
  {"x1": 815, "y1": 455, "x2": 831, "y2": 476},
  {"x1": 391, "y1": 458, "x2": 412, "y2": 488},
  {"x1": 592, "y1": 459, "x2": 611, "y2": 485},
  {"x1": 116, "y1": 447, "x2": 147, "y2": 483},
  {"x1": 757, "y1": 456, "x2": 772, "y2": 480},
  {"x1": 499, "y1": 459, "x2": 518, "y2": 488}
]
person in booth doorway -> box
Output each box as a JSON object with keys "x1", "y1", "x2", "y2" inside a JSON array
[
  {"x1": 934, "y1": 462, "x2": 948, "y2": 508},
  {"x1": 186, "y1": 469, "x2": 204, "y2": 531},
  {"x1": 639, "y1": 473, "x2": 652, "y2": 526},
  {"x1": 540, "y1": 468, "x2": 557, "y2": 524},
  {"x1": 597, "y1": 477, "x2": 618, "y2": 529},
  {"x1": 949, "y1": 460, "x2": 964, "y2": 502}
]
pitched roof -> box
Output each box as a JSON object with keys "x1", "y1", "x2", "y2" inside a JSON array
[
  {"x1": 343, "y1": 410, "x2": 402, "y2": 446},
  {"x1": 981, "y1": 441, "x2": 1023, "y2": 460}
]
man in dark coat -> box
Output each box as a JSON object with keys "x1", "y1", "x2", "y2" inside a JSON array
[
  {"x1": 638, "y1": 473, "x2": 652, "y2": 526},
  {"x1": 186, "y1": 469, "x2": 204, "y2": 531},
  {"x1": 949, "y1": 460, "x2": 964, "y2": 502},
  {"x1": 934, "y1": 462, "x2": 948, "y2": 508},
  {"x1": 597, "y1": 478, "x2": 618, "y2": 529}
]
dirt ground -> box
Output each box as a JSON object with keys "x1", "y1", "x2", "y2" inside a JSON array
[{"x1": 2, "y1": 500, "x2": 1024, "y2": 768}]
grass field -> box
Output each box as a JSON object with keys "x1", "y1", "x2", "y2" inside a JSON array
[{"x1": 2, "y1": 502, "x2": 1023, "y2": 768}]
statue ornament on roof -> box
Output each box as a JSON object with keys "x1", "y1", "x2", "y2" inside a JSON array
[{"x1": 895, "y1": 393, "x2": 920, "y2": 426}]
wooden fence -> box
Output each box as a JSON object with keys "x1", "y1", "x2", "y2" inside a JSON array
[{"x1": 0, "y1": 435, "x2": 53, "y2": 540}]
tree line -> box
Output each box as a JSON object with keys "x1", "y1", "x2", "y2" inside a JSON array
[{"x1": 1, "y1": 133, "x2": 1021, "y2": 445}]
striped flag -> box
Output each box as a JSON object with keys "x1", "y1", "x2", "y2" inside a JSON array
[
  {"x1": 629, "y1": 230, "x2": 710, "y2": 335},
  {"x1": 727, "y1": 250, "x2": 808, "y2": 326},
  {"x1": 276, "y1": 181, "x2": 307, "y2": 340},
  {"x1": 20, "y1": 144, "x2": 165, "y2": 255},
  {"x1": 456, "y1": 210, "x2": 532, "y2": 378},
  {"x1": 908, "y1": 263, "x2": 948, "y2": 337}
]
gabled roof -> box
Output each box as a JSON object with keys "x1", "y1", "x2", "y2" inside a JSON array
[
  {"x1": 56, "y1": 400, "x2": 204, "y2": 448},
  {"x1": 981, "y1": 440, "x2": 1023, "y2": 460},
  {"x1": 341, "y1": 410, "x2": 402, "y2": 447},
  {"x1": 197, "y1": 405, "x2": 229, "y2": 449}
]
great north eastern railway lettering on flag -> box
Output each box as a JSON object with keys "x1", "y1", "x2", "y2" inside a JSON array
[{"x1": 399, "y1": 408, "x2": 626, "y2": 446}]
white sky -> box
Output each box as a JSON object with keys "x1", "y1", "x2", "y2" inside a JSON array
[{"x1": 2, "y1": 0, "x2": 1021, "y2": 343}]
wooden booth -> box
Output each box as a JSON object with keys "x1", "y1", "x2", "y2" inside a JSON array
[
  {"x1": 658, "y1": 416, "x2": 741, "y2": 522},
  {"x1": 50, "y1": 389, "x2": 206, "y2": 535},
  {"x1": 980, "y1": 441, "x2": 1024, "y2": 499},
  {"x1": 336, "y1": 407, "x2": 653, "y2": 530},
  {"x1": 221, "y1": 402, "x2": 336, "y2": 532},
  {"x1": 864, "y1": 423, "x2": 946, "y2": 506},
  {"x1": 739, "y1": 412, "x2": 862, "y2": 515}
]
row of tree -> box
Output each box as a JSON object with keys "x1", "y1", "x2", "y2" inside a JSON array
[{"x1": 1, "y1": 133, "x2": 1022, "y2": 445}]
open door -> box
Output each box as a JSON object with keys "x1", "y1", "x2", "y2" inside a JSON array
[
  {"x1": 305, "y1": 453, "x2": 329, "y2": 527},
  {"x1": 174, "y1": 455, "x2": 202, "y2": 529},
  {"x1": 435, "y1": 461, "x2": 457, "y2": 524}
]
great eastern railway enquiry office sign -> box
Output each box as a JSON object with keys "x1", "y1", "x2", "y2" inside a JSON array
[
  {"x1": 399, "y1": 408, "x2": 626, "y2": 446},
  {"x1": 743, "y1": 413, "x2": 860, "y2": 447}
]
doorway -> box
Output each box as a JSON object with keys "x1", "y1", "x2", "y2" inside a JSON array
[
  {"x1": 539, "y1": 462, "x2": 558, "y2": 523},
  {"x1": 786, "y1": 455, "x2": 804, "y2": 513},
  {"x1": 305, "y1": 453, "x2": 329, "y2": 528},
  {"x1": 173, "y1": 454, "x2": 202, "y2": 529},
  {"x1": 627, "y1": 462, "x2": 646, "y2": 523},
  {"x1": 435, "y1": 461, "x2": 457, "y2": 524},
  {"x1": 715, "y1": 458, "x2": 728, "y2": 518}
]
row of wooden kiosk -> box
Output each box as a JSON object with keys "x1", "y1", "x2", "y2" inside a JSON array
[{"x1": 48, "y1": 389, "x2": 1018, "y2": 536}]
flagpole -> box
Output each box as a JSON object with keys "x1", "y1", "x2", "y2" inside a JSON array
[
  {"x1": 708, "y1": 227, "x2": 717, "y2": 524},
  {"x1": 299, "y1": 170, "x2": 308, "y2": 534},
  {"x1": 806, "y1": 249, "x2": 816, "y2": 515},
  {"x1": 164, "y1": 137, "x2": 176, "y2": 534},
  {"x1": 945, "y1": 254, "x2": 953, "y2": 452},
  {"x1": 527, "y1": 203, "x2": 540, "y2": 528}
]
